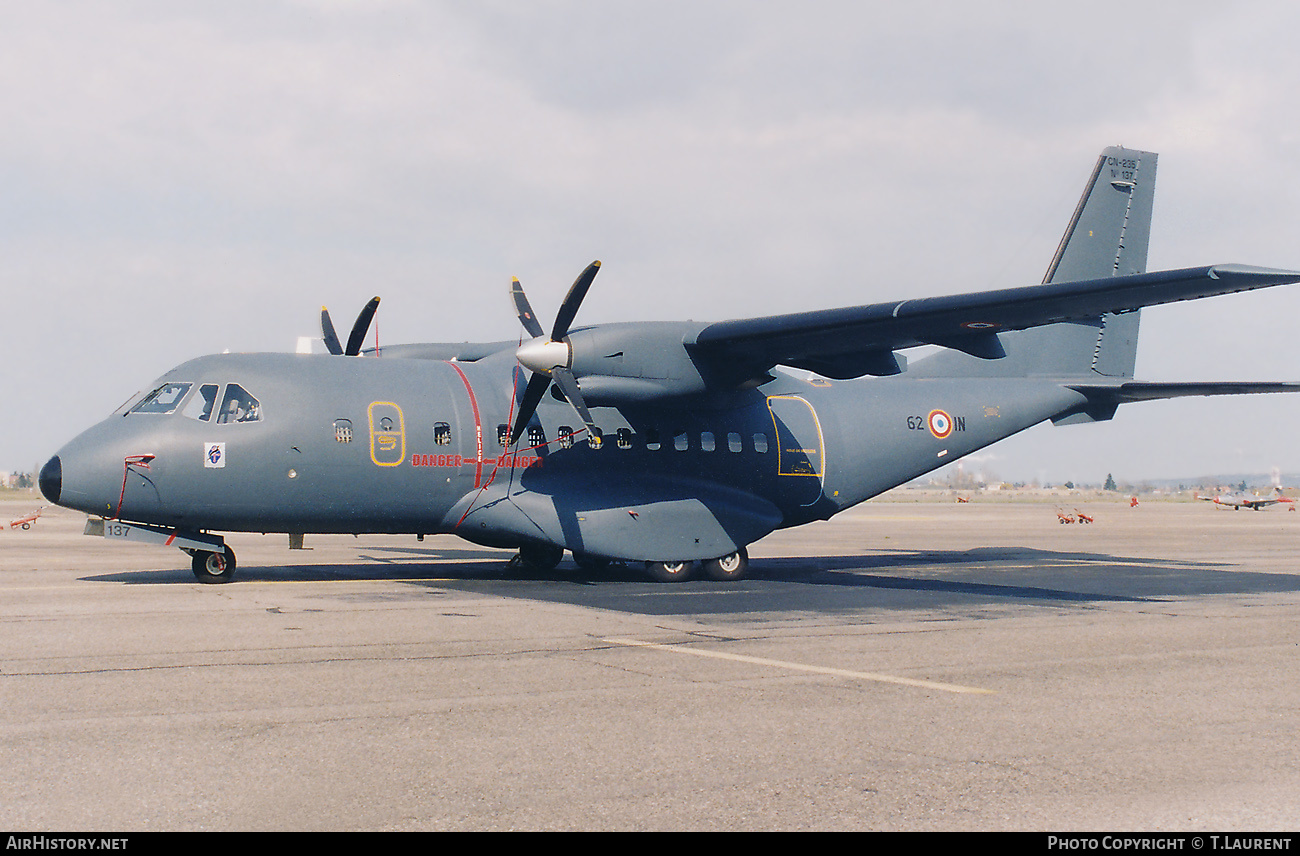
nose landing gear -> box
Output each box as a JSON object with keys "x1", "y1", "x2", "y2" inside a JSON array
[{"x1": 191, "y1": 547, "x2": 237, "y2": 583}]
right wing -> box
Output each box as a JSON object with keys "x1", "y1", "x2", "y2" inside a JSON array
[{"x1": 690, "y1": 264, "x2": 1300, "y2": 379}]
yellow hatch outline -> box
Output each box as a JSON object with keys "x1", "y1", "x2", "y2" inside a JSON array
[
  {"x1": 368, "y1": 401, "x2": 406, "y2": 467},
  {"x1": 766, "y1": 395, "x2": 825, "y2": 478}
]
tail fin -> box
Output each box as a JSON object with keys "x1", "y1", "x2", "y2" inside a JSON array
[
  {"x1": 1042, "y1": 146, "x2": 1156, "y2": 379},
  {"x1": 912, "y1": 146, "x2": 1157, "y2": 380},
  {"x1": 1043, "y1": 146, "x2": 1155, "y2": 283}
]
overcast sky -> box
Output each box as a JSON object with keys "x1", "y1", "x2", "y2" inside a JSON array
[{"x1": 4, "y1": 1, "x2": 1300, "y2": 485}]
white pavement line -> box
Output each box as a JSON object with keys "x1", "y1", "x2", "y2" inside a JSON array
[{"x1": 602, "y1": 637, "x2": 994, "y2": 695}]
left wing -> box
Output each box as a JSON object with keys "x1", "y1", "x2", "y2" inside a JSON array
[{"x1": 690, "y1": 264, "x2": 1300, "y2": 379}]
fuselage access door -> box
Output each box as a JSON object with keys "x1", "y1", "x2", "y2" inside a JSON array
[{"x1": 766, "y1": 394, "x2": 825, "y2": 507}]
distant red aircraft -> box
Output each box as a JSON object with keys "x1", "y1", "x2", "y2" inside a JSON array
[{"x1": 1195, "y1": 487, "x2": 1296, "y2": 511}]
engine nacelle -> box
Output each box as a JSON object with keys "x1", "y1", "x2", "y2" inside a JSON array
[{"x1": 566, "y1": 322, "x2": 713, "y2": 403}]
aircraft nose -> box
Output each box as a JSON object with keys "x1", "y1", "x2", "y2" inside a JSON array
[{"x1": 39, "y1": 455, "x2": 62, "y2": 504}]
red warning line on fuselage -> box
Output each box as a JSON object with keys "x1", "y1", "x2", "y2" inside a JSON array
[
  {"x1": 411, "y1": 453, "x2": 541, "y2": 470},
  {"x1": 446, "y1": 362, "x2": 485, "y2": 488}
]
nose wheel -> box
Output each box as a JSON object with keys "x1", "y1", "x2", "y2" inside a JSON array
[{"x1": 191, "y1": 547, "x2": 237, "y2": 583}]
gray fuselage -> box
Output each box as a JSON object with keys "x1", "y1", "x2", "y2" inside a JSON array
[{"x1": 45, "y1": 350, "x2": 1086, "y2": 562}]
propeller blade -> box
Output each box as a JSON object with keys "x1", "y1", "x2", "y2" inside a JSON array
[
  {"x1": 345, "y1": 297, "x2": 381, "y2": 356},
  {"x1": 550, "y1": 367, "x2": 596, "y2": 438},
  {"x1": 321, "y1": 307, "x2": 344, "y2": 355},
  {"x1": 510, "y1": 277, "x2": 545, "y2": 339},
  {"x1": 508, "y1": 261, "x2": 603, "y2": 446},
  {"x1": 510, "y1": 371, "x2": 553, "y2": 446},
  {"x1": 550, "y1": 260, "x2": 600, "y2": 341}
]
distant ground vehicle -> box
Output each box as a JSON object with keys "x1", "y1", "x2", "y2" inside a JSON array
[{"x1": 9, "y1": 508, "x2": 42, "y2": 530}]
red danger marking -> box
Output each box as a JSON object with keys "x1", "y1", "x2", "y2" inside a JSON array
[
  {"x1": 411, "y1": 453, "x2": 541, "y2": 470},
  {"x1": 927, "y1": 409, "x2": 954, "y2": 439},
  {"x1": 411, "y1": 454, "x2": 464, "y2": 468}
]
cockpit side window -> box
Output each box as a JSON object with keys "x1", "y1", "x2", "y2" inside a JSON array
[
  {"x1": 129, "y1": 382, "x2": 193, "y2": 415},
  {"x1": 217, "y1": 384, "x2": 261, "y2": 423},
  {"x1": 182, "y1": 384, "x2": 220, "y2": 422}
]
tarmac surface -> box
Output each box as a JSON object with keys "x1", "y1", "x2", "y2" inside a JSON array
[{"x1": 2, "y1": 497, "x2": 1298, "y2": 831}]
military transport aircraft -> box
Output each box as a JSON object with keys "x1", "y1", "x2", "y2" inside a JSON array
[
  {"x1": 38, "y1": 146, "x2": 1300, "y2": 583},
  {"x1": 1195, "y1": 487, "x2": 1296, "y2": 511}
]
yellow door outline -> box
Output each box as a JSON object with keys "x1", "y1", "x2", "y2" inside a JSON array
[
  {"x1": 368, "y1": 401, "x2": 406, "y2": 467},
  {"x1": 766, "y1": 395, "x2": 825, "y2": 478}
]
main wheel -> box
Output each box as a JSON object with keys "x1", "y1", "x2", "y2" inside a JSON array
[
  {"x1": 646, "y1": 560, "x2": 693, "y2": 583},
  {"x1": 192, "y1": 547, "x2": 236, "y2": 583},
  {"x1": 702, "y1": 548, "x2": 749, "y2": 582}
]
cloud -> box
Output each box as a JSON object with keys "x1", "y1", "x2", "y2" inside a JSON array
[{"x1": 4, "y1": 1, "x2": 1300, "y2": 481}]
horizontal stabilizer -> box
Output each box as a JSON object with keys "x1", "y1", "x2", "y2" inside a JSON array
[{"x1": 1069, "y1": 380, "x2": 1300, "y2": 404}]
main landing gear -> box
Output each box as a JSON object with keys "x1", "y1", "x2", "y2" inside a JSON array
[
  {"x1": 511, "y1": 545, "x2": 750, "y2": 582},
  {"x1": 191, "y1": 547, "x2": 237, "y2": 583},
  {"x1": 648, "y1": 548, "x2": 749, "y2": 583}
]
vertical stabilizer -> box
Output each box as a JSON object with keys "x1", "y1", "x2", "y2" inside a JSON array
[
  {"x1": 1044, "y1": 147, "x2": 1155, "y2": 283},
  {"x1": 1041, "y1": 147, "x2": 1155, "y2": 380},
  {"x1": 911, "y1": 146, "x2": 1157, "y2": 383}
]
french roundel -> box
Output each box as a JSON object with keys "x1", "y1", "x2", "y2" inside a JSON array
[{"x1": 927, "y1": 409, "x2": 953, "y2": 439}]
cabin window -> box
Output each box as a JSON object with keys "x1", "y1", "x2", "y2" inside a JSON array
[
  {"x1": 588, "y1": 427, "x2": 603, "y2": 450},
  {"x1": 433, "y1": 422, "x2": 452, "y2": 445},
  {"x1": 130, "y1": 382, "x2": 192, "y2": 415},
  {"x1": 674, "y1": 432, "x2": 689, "y2": 451},
  {"x1": 616, "y1": 428, "x2": 635, "y2": 449},
  {"x1": 700, "y1": 431, "x2": 716, "y2": 452},
  {"x1": 334, "y1": 419, "x2": 354, "y2": 443},
  {"x1": 182, "y1": 384, "x2": 220, "y2": 422},
  {"x1": 644, "y1": 428, "x2": 661, "y2": 451},
  {"x1": 217, "y1": 384, "x2": 260, "y2": 423},
  {"x1": 558, "y1": 426, "x2": 575, "y2": 449},
  {"x1": 752, "y1": 433, "x2": 768, "y2": 453},
  {"x1": 527, "y1": 425, "x2": 546, "y2": 448},
  {"x1": 727, "y1": 432, "x2": 743, "y2": 452}
]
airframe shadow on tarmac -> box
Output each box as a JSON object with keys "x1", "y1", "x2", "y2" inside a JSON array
[{"x1": 79, "y1": 543, "x2": 1300, "y2": 615}]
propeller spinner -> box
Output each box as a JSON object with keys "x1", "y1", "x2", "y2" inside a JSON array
[
  {"x1": 510, "y1": 261, "x2": 601, "y2": 446},
  {"x1": 321, "y1": 297, "x2": 381, "y2": 356}
]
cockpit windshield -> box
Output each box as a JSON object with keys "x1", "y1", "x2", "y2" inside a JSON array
[
  {"x1": 217, "y1": 384, "x2": 261, "y2": 423},
  {"x1": 129, "y1": 382, "x2": 193, "y2": 415},
  {"x1": 181, "y1": 384, "x2": 220, "y2": 422},
  {"x1": 129, "y1": 380, "x2": 263, "y2": 423}
]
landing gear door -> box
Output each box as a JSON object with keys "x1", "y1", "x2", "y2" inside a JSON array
[{"x1": 766, "y1": 395, "x2": 825, "y2": 506}]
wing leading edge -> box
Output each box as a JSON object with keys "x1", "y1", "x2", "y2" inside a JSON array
[{"x1": 690, "y1": 264, "x2": 1300, "y2": 380}]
